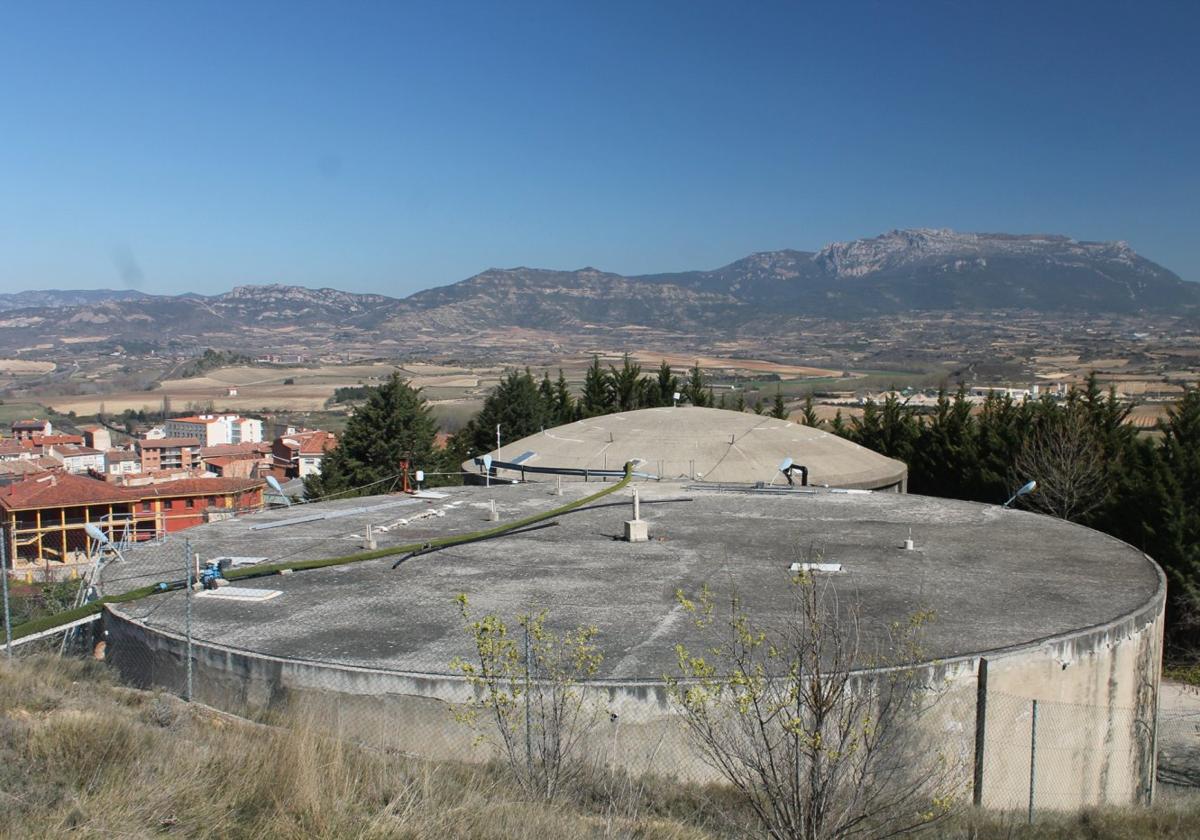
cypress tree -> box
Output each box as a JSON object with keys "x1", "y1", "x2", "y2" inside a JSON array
[
  {"x1": 655, "y1": 361, "x2": 679, "y2": 407},
  {"x1": 581, "y1": 355, "x2": 614, "y2": 417},
  {"x1": 771, "y1": 387, "x2": 788, "y2": 420}
]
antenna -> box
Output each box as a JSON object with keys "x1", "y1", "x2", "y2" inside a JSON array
[
  {"x1": 779, "y1": 457, "x2": 794, "y2": 486},
  {"x1": 84, "y1": 523, "x2": 110, "y2": 545},
  {"x1": 482, "y1": 453, "x2": 493, "y2": 488}
]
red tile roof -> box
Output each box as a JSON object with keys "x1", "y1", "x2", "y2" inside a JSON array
[
  {"x1": 0, "y1": 457, "x2": 61, "y2": 477},
  {"x1": 12, "y1": 419, "x2": 48, "y2": 429},
  {"x1": 0, "y1": 472, "x2": 264, "y2": 511},
  {"x1": 33, "y1": 434, "x2": 84, "y2": 446},
  {"x1": 200, "y1": 443, "x2": 270, "y2": 458},
  {"x1": 0, "y1": 473, "x2": 137, "y2": 510},
  {"x1": 135, "y1": 477, "x2": 264, "y2": 498},
  {"x1": 298, "y1": 431, "x2": 336, "y2": 455}
]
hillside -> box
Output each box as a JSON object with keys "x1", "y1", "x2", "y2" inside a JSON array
[{"x1": 0, "y1": 230, "x2": 1194, "y2": 349}]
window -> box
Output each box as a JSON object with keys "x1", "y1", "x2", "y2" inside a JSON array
[{"x1": 185, "y1": 498, "x2": 195, "y2": 509}]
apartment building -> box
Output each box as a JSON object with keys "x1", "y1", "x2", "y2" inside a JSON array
[
  {"x1": 164, "y1": 414, "x2": 264, "y2": 446},
  {"x1": 136, "y1": 438, "x2": 201, "y2": 472}
]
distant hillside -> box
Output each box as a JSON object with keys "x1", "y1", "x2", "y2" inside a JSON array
[
  {"x1": 0, "y1": 230, "x2": 1194, "y2": 347},
  {"x1": 0, "y1": 288, "x2": 152, "y2": 311},
  {"x1": 632, "y1": 230, "x2": 1196, "y2": 315}
]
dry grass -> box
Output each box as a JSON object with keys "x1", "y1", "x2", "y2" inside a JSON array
[
  {"x1": 2, "y1": 656, "x2": 1197, "y2": 840},
  {"x1": 0, "y1": 656, "x2": 735, "y2": 839}
]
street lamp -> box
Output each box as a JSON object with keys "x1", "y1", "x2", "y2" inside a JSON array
[{"x1": 1003, "y1": 479, "x2": 1037, "y2": 508}]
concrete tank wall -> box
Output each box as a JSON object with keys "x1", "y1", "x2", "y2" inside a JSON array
[{"x1": 103, "y1": 562, "x2": 1164, "y2": 810}]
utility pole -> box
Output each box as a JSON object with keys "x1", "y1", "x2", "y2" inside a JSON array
[
  {"x1": 184, "y1": 538, "x2": 194, "y2": 702},
  {"x1": 1, "y1": 526, "x2": 12, "y2": 657}
]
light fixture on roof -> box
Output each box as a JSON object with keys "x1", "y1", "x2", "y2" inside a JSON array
[
  {"x1": 1003, "y1": 479, "x2": 1037, "y2": 508},
  {"x1": 266, "y1": 475, "x2": 291, "y2": 507},
  {"x1": 778, "y1": 457, "x2": 809, "y2": 487}
]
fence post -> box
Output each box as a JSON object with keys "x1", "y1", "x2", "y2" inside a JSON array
[
  {"x1": 1, "y1": 526, "x2": 11, "y2": 657},
  {"x1": 184, "y1": 538, "x2": 194, "y2": 702},
  {"x1": 524, "y1": 621, "x2": 533, "y2": 780},
  {"x1": 1028, "y1": 698, "x2": 1039, "y2": 823},
  {"x1": 972, "y1": 657, "x2": 988, "y2": 806}
]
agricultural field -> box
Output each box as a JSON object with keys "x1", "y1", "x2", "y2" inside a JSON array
[{"x1": 40, "y1": 363, "x2": 497, "y2": 416}]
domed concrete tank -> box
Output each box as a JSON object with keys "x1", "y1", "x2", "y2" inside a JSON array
[{"x1": 463, "y1": 406, "x2": 908, "y2": 490}]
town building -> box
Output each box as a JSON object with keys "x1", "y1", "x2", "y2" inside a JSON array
[
  {"x1": 0, "y1": 440, "x2": 36, "y2": 462},
  {"x1": 136, "y1": 438, "x2": 201, "y2": 472},
  {"x1": 199, "y1": 442, "x2": 272, "y2": 479},
  {"x1": 11, "y1": 419, "x2": 51, "y2": 440},
  {"x1": 79, "y1": 426, "x2": 113, "y2": 451},
  {"x1": 272, "y1": 430, "x2": 337, "y2": 478},
  {"x1": 47, "y1": 444, "x2": 105, "y2": 474},
  {"x1": 104, "y1": 449, "x2": 142, "y2": 477},
  {"x1": 0, "y1": 472, "x2": 264, "y2": 576},
  {"x1": 164, "y1": 414, "x2": 264, "y2": 446}
]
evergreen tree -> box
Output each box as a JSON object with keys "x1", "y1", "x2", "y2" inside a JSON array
[
  {"x1": 610, "y1": 353, "x2": 643, "y2": 412},
  {"x1": 655, "y1": 361, "x2": 679, "y2": 407},
  {"x1": 770, "y1": 387, "x2": 788, "y2": 420},
  {"x1": 800, "y1": 394, "x2": 820, "y2": 427},
  {"x1": 684, "y1": 364, "x2": 708, "y2": 407},
  {"x1": 753, "y1": 397, "x2": 765, "y2": 415},
  {"x1": 580, "y1": 355, "x2": 614, "y2": 417},
  {"x1": 1152, "y1": 388, "x2": 1200, "y2": 644},
  {"x1": 908, "y1": 386, "x2": 977, "y2": 498},
  {"x1": 472, "y1": 368, "x2": 550, "y2": 452},
  {"x1": 305, "y1": 373, "x2": 438, "y2": 498},
  {"x1": 734, "y1": 390, "x2": 746, "y2": 412},
  {"x1": 552, "y1": 369, "x2": 574, "y2": 424},
  {"x1": 718, "y1": 393, "x2": 728, "y2": 410}
]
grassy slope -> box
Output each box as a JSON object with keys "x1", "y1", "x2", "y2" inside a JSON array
[
  {"x1": 2, "y1": 656, "x2": 1197, "y2": 839},
  {"x1": 0, "y1": 656, "x2": 734, "y2": 840}
]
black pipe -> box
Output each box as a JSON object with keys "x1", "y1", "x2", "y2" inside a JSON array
[{"x1": 783, "y1": 464, "x2": 809, "y2": 487}]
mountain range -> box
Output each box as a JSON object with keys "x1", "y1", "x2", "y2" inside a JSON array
[{"x1": 1, "y1": 230, "x2": 1195, "y2": 344}]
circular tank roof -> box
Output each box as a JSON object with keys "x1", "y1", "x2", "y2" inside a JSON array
[
  {"x1": 103, "y1": 483, "x2": 1163, "y2": 679},
  {"x1": 464, "y1": 407, "x2": 908, "y2": 490}
]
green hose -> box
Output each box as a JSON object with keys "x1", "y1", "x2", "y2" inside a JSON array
[{"x1": 9, "y1": 464, "x2": 635, "y2": 641}]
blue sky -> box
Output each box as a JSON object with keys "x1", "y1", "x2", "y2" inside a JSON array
[{"x1": 1, "y1": 1, "x2": 1197, "y2": 296}]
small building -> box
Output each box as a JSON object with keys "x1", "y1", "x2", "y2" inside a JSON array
[
  {"x1": 200, "y1": 443, "x2": 272, "y2": 478},
  {"x1": 136, "y1": 438, "x2": 202, "y2": 472},
  {"x1": 104, "y1": 449, "x2": 142, "y2": 477},
  {"x1": 11, "y1": 418, "x2": 51, "y2": 440},
  {"x1": 79, "y1": 426, "x2": 113, "y2": 451},
  {"x1": 272, "y1": 430, "x2": 337, "y2": 478},
  {"x1": 0, "y1": 440, "x2": 36, "y2": 462},
  {"x1": 47, "y1": 444, "x2": 105, "y2": 474}
]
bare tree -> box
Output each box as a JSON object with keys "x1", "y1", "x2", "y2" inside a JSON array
[
  {"x1": 451, "y1": 594, "x2": 604, "y2": 801},
  {"x1": 1013, "y1": 407, "x2": 1107, "y2": 521},
  {"x1": 668, "y1": 563, "x2": 964, "y2": 840}
]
